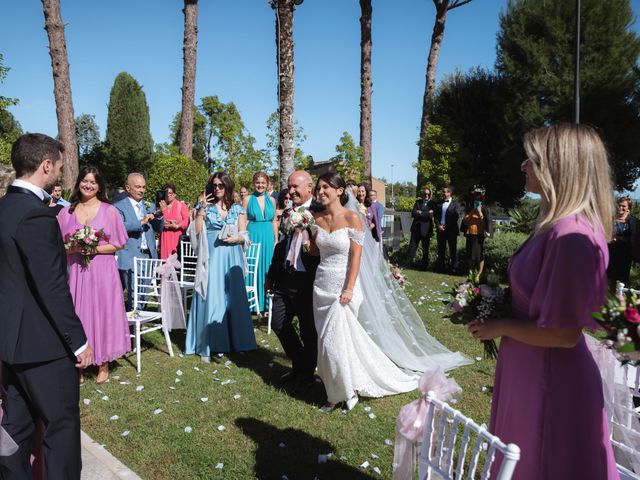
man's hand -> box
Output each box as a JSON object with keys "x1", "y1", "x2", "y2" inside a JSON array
[
  {"x1": 265, "y1": 278, "x2": 273, "y2": 294},
  {"x1": 76, "y1": 345, "x2": 94, "y2": 369},
  {"x1": 438, "y1": 224, "x2": 445, "y2": 232},
  {"x1": 141, "y1": 213, "x2": 155, "y2": 225}
]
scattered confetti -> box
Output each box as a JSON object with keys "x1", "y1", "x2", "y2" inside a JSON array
[
  {"x1": 217, "y1": 353, "x2": 224, "y2": 357},
  {"x1": 279, "y1": 442, "x2": 286, "y2": 448},
  {"x1": 96, "y1": 389, "x2": 103, "y2": 394},
  {"x1": 363, "y1": 406, "x2": 371, "y2": 413},
  {"x1": 101, "y1": 396, "x2": 109, "y2": 401},
  {"x1": 83, "y1": 399, "x2": 90, "y2": 406},
  {"x1": 360, "y1": 460, "x2": 370, "y2": 468},
  {"x1": 184, "y1": 426, "x2": 192, "y2": 433},
  {"x1": 175, "y1": 378, "x2": 181, "y2": 383},
  {"x1": 481, "y1": 386, "x2": 488, "y2": 392},
  {"x1": 373, "y1": 466, "x2": 382, "y2": 475},
  {"x1": 220, "y1": 379, "x2": 236, "y2": 385},
  {"x1": 475, "y1": 357, "x2": 482, "y2": 362},
  {"x1": 215, "y1": 463, "x2": 224, "y2": 469},
  {"x1": 193, "y1": 366, "x2": 201, "y2": 372},
  {"x1": 217, "y1": 425, "x2": 226, "y2": 432},
  {"x1": 136, "y1": 385, "x2": 144, "y2": 392},
  {"x1": 233, "y1": 394, "x2": 242, "y2": 400},
  {"x1": 211, "y1": 369, "x2": 218, "y2": 374},
  {"x1": 384, "y1": 439, "x2": 393, "y2": 446},
  {"x1": 200, "y1": 397, "x2": 209, "y2": 402},
  {"x1": 121, "y1": 431, "x2": 130, "y2": 436},
  {"x1": 368, "y1": 413, "x2": 377, "y2": 419},
  {"x1": 154, "y1": 408, "x2": 163, "y2": 415},
  {"x1": 112, "y1": 376, "x2": 120, "y2": 380},
  {"x1": 110, "y1": 415, "x2": 119, "y2": 421},
  {"x1": 176, "y1": 370, "x2": 183, "y2": 376},
  {"x1": 340, "y1": 456, "x2": 348, "y2": 461},
  {"x1": 224, "y1": 360, "x2": 232, "y2": 369},
  {"x1": 169, "y1": 386, "x2": 176, "y2": 390},
  {"x1": 371, "y1": 453, "x2": 379, "y2": 459},
  {"x1": 119, "y1": 381, "x2": 130, "y2": 385}
]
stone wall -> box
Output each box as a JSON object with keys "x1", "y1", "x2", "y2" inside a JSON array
[{"x1": 0, "y1": 164, "x2": 15, "y2": 197}]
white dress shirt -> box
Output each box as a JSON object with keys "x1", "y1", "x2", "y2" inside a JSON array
[
  {"x1": 440, "y1": 198, "x2": 451, "y2": 226},
  {"x1": 128, "y1": 197, "x2": 148, "y2": 250}
]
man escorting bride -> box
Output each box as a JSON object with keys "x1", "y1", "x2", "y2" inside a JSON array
[{"x1": 268, "y1": 170, "x2": 470, "y2": 411}]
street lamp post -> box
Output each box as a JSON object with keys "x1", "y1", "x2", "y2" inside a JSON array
[{"x1": 390, "y1": 163, "x2": 395, "y2": 209}]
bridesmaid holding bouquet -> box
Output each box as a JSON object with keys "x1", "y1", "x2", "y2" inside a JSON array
[{"x1": 57, "y1": 166, "x2": 130, "y2": 384}]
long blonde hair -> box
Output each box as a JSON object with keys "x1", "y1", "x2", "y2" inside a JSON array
[{"x1": 523, "y1": 123, "x2": 613, "y2": 240}]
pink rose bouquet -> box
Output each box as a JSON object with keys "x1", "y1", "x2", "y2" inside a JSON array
[
  {"x1": 592, "y1": 290, "x2": 640, "y2": 365},
  {"x1": 64, "y1": 225, "x2": 106, "y2": 267},
  {"x1": 444, "y1": 271, "x2": 507, "y2": 359}
]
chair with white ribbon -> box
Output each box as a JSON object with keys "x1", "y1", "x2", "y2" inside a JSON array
[{"x1": 127, "y1": 257, "x2": 179, "y2": 373}]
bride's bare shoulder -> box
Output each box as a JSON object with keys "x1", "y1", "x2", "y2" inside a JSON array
[{"x1": 343, "y1": 209, "x2": 363, "y2": 230}]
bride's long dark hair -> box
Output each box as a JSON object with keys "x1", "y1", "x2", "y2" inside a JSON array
[{"x1": 316, "y1": 172, "x2": 348, "y2": 206}]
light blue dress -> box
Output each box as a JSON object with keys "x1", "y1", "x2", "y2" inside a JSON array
[{"x1": 185, "y1": 203, "x2": 256, "y2": 355}]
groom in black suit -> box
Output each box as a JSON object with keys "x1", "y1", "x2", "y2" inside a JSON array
[
  {"x1": 265, "y1": 171, "x2": 322, "y2": 391},
  {"x1": 0, "y1": 134, "x2": 93, "y2": 478}
]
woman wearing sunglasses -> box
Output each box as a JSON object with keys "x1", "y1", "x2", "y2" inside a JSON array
[{"x1": 185, "y1": 172, "x2": 256, "y2": 360}]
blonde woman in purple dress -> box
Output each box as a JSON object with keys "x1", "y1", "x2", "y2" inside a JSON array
[
  {"x1": 57, "y1": 166, "x2": 130, "y2": 384},
  {"x1": 469, "y1": 124, "x2": 619, "y2": 479}
]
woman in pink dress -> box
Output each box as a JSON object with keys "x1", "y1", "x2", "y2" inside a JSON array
[
  {"x1": 159, "y1": 182, "x2": 190, "y2": 259},
  {"x1": 469, "y1": 124, "x2": 619, "y2": 479},
  {"x1": 57, "y1": 166, "x2": 130, "y2": 384}
]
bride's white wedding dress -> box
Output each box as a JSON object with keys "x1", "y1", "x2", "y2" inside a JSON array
[{"x1": 313, "y1": 225, "x2": 419, "y2": 405}]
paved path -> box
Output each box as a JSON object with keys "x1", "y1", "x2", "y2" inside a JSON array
[{"x1": 81, "y1": 431, "x2": 141, "y2": 480}]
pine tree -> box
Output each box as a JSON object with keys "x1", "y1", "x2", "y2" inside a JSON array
[
  {"x1": 497, "y1": 0, "x2": 640, "y2": 190},
  {"x1": 103, "y1": 72, "x2": 153, "y2": 186}
]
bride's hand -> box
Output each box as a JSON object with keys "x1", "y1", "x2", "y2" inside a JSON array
[{"x1": 339, "y1": 289, "x2": 353, "y2": 305}]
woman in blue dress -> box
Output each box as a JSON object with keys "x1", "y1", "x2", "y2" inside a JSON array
[
  {"x1": 243, "y1": 172, "x2": 277, "y2": 316},
  {"x1": 186, "y1": 172, "x2": 256, "y2": 360}
]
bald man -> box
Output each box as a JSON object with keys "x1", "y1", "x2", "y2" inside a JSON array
[
  {"x1": 114, "y1": 173, "x2": 165, "y2": 310},
  {"x1": 265, "y1": 171, "x2": 323, "y2": 391}
]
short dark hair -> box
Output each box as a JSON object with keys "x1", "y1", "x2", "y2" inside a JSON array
[
  {"x1": 11, "y1": 133, "x2": 64, "y2": 178},
  {"x1": 162, "y1": 182, "x2": 177, "y2": 194},
  {"x1": 53, "y1": 182, "x2": 63, "y2": 189},
  {"x1": 443, "y1": 185, "x2": 454, "y2": 194}
]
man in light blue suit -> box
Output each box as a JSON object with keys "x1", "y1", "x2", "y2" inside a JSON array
[{"x1": 114, "y1": 173, "x2": 165, "y2": 311}]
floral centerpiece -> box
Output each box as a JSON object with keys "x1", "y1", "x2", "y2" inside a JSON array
[
  {"x1": 444, "y1": 271, "x2": 507, "y2": 359},
  {"x1": 592, "y1": 289, "x2": 640, "y2": 365},
  {"x1": 64, "y1": 225, "x2": 106, "y2": 267}
]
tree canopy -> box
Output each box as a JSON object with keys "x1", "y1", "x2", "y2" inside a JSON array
[
  {"x1": 497, "y1": 0, "x2": 640, "y2": 191},
  {"x1": 103, "y1": 72, "x2": 153, "y2": 186},
  {"x1": 0, "y1": 55, "x2": 20, "y2": 165}
]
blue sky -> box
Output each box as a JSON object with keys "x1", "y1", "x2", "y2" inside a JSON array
[{"x1": 2, "y1": 0, "x2": 639, "y2": 185}]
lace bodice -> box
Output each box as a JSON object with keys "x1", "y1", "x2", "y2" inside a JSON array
[{"x1": 313, "y1": 226, "x2": 365, "y2": 296}]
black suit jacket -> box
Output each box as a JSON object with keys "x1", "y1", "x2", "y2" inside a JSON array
[
  {"x1": 266, "y1": 201, "x2": 324, "y2": 291},
  {"x1": 410, "y1": 198, "x2": 435, "y2": 237},
  {"x1": 434, "y1": 199, "x2": 461, "y2": 237},
  {"x1": 0, "y1": 186, "x2": 87, "y2": 364}
]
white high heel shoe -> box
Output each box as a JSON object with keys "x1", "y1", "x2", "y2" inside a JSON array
[{"x1": 346, "y1": 394, "x2": 359, "y2": 411}]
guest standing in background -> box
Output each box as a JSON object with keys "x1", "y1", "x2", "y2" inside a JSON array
[
  {"x1": 267, "y1": 177, "x2": 279, "y2": 204},
  {"x1": 275, "y1": 190, "x2": 292, "y2": 232},
  {"x1": 114, "y1": 173, "x2": 165, "y2": 311},
  {"x1": 434, "y1": 185, "x2": 460, "y2": 273},
  {"x1": 57, "y1": 166, "x2": 130, "y2": 385},
  {"x1": 159, "y1": 182, "x2": 190, "y2": 259},
  {"x1": 356, "y1": 183, "x2": 377, "y2": 239},
  {"x1": 469, "y1": 124, "x2": 619, "y2": 479},
  {"x1": 461, "y1": 187, "x2": 493, "y2": 275},
  {"x1": 239, "y1": 186, "x2": 249, "y2": 203},
  {"x1": 186, "y1": 172, "x2": 256, "y2": 360},
  {"x1": 406, "y1": 187, "x2": 435, "y2": 270},
  {"x1": 607, "y1": 196, "x2": 640, "y2": 288},
  {"x1": 243, "y1": 172, "x2": 278, "y2": 317},
  {"x1": 49, "y1": 182, "x2": 70, "y2": 207},
  {"x1": 368, "y1": 189, "x2": 385, "y2": 243}
]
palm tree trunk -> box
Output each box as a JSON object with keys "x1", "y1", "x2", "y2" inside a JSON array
[
  {"x1": 179, "y1": 0, "x2": 198, "y2": 158},
  {"x1": 359, "y1": 0, "x2": 373, "y2": 182},
  {"x1": 42, "y1": 0, "x2": 78, "y2": 190},
  {"x1": 275, "y1": 0, "x2": 296, "y2": 190}
]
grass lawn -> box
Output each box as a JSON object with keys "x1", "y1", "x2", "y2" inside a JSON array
[{"x1": 80, "y1": 269, "x2": 495, "y2": 479}]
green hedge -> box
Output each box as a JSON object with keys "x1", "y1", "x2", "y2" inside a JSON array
[
  {"x1": 147, "y1": 153, "x2": 209, "y2": 206},
  {"x1": 389, "y1": 230, "x2": 528, "y2": 280}
]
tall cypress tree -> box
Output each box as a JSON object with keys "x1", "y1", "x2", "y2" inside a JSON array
[
  {"x1": 103, "y1": 72, "x2": 153, "y2": 185},
  {"x1": 497, "y1": 0, "x2": 640, "y2": 190}
]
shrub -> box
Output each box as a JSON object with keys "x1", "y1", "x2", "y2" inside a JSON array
[
  {"x1": 147, "y1": 153, "x2": 209, "y2": 207},
  {"x1": 392, "y1": 195, "x2": 418, "y2": 212}
]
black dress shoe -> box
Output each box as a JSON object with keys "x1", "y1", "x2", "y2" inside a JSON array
[{"x1": 279, "y1": 371, "x2": 299, "y2": 384}]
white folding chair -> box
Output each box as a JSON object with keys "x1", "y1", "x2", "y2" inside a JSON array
[
  {"x1": 179, "y1": 239, "x2": 197, "y2": 309},
  {"x1": 127, "y1": 257, "x2": 175, "y2": 373},
  {"x1": 419, "y1": 391, "x2": 520, "y2": 480},
  {"x1": 244, "y1": 242, "x2": 261, "y2": 314}
]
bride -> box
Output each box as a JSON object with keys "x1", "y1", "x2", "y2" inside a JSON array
[{"x1": 312, "y1": 173, "x2": 422, "y2": 411}]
